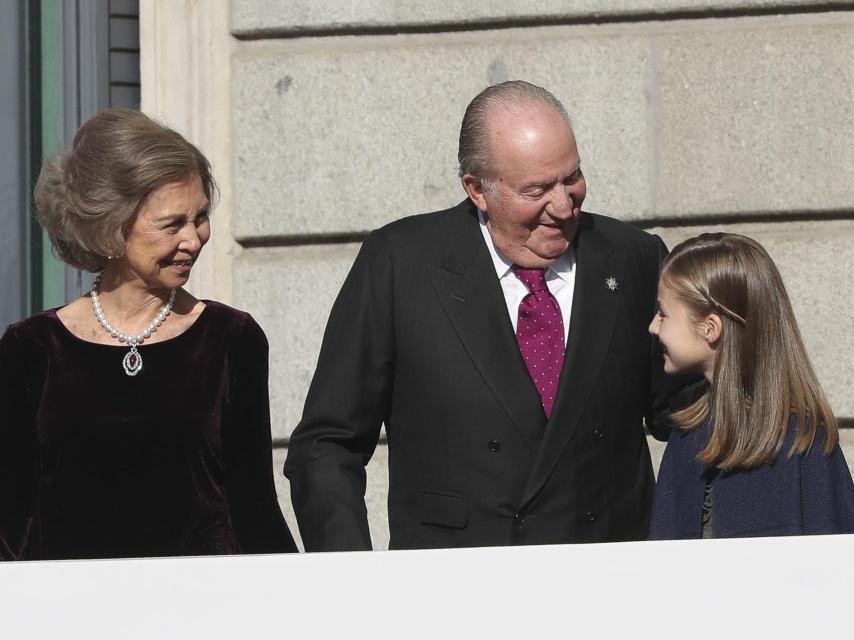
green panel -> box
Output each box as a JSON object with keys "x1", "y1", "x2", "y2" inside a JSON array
[
  {"x1": 24, "y1": 0, "x2": 40, "y2": 314},
  {"x1": 38, "y1": 0, "x2": 65, "y2": 309}
]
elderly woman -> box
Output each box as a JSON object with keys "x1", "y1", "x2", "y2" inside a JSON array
[{"x1": 0, "y1": 109, "x2": 297, "y2": 559}]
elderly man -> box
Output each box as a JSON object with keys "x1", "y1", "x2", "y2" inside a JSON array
[{"x1": 285, "y1": 80, "x2": 680, "y2": 551}]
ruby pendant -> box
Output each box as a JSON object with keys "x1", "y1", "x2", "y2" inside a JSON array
[{"x1": 122, "y1": 345, "x2": 143, "y2": 376}]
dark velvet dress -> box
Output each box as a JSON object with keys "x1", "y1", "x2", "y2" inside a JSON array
[{"x1": 0, "y1": 301, "x2": 297, "y2": 560}]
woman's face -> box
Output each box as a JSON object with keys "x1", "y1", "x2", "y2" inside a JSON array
[
  {"x1": 115, "y1": 173, "x2": 210, "y2": 291},
  {"x1": 648, "y1": 280, "x2": 717, "y2": 381}
]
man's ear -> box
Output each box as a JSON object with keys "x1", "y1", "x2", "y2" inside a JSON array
[
  {"x1": 461, "y1": 174, "x2": 488, "y2": 212},
  {"x1": 704, "y1": 313, "x2": 723, "y2": 345}
]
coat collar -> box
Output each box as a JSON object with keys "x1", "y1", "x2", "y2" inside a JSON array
[
  {"x1": 427, "y1": 200, "x2": 546, "y2": 449},
  {"x1": 426, "y1": 201, "x2": 626, "y2": 473},
  {"x1": 521, "y1": 213, "x2": 625, "y2": 508}
]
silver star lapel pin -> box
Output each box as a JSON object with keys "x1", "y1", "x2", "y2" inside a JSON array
[{"x1": 605, "y1": 276, "x2": 619, "y2": 291}]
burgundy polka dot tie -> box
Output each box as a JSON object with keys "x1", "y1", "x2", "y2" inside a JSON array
[{"x1": 512, "y1": 266, "x2": 565, "y2": 418}]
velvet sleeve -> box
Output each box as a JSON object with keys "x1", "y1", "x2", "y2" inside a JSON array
[
  {"x1": 283, "y1": 230, "x2": 394, "y2": 552},
  {"x1": 222, "y1": 315, "x2": 297, "y2": 553},
  {"x1": 0, "y1": 327, "x2": 38, "y2": 560}
]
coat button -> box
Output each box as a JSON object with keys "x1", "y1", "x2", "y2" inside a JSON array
[
  {"x1": 513, "y1": 512, "x2": 526, "y2": 526},
  {"x1": 586, "y1": 511, "x2": 597, "y2": 523},
  {"x1": 592, "y1": 428, "x2": 604, "y2": 441},
  {"x1": 488, "y1": 440, "x2": 501, "y2": 452}
]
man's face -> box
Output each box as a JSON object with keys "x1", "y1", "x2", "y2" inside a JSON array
[{"x1": 463, "y1": 102, "x2": 586, "y2": 268}]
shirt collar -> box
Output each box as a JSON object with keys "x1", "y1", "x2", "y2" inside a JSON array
[{"x1": 477, "y1": 209, "x2": 576, "y2": 281}]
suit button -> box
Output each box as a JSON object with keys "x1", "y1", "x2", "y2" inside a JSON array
[
  {"x1": 592, "y1": 428, "x2": 604, "y2": 441},
  {"x1": 513, "y1": 512, "x2": 526, "y2": 526},
  {"x1": 586, "y1": 511, "x2": 597, "y2": 523},
  {"x1": 488, "y1": 440, "x2": 501, "y2": 452}
]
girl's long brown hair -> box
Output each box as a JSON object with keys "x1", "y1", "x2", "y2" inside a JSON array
[{"x1": 662, "y1": 233, "x2": 836, "y2": 470}]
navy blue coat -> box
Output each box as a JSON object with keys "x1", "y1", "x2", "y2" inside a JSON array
[{"x1": 650, "y1": 416, "x2": 854, "y2": 539}]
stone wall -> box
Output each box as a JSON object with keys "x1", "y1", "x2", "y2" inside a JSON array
[{"x1": 142, "y1": 1, "x2": 854, "y2": 551}]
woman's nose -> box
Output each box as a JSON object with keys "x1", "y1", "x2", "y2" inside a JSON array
[
  {"x1": 179, "y1": 226, "x2": 202, "y2": 252},
  {"x1": 648, "y1": 315, "x2": 659, "y2": 336}
]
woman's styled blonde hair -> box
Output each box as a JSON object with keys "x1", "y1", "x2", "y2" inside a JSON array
[
  {"x1": 34, "y1": 108, "x2": 217, "y2": 272},
  {"x1": 662, "y1": 232, "x2": 836, "y2": 470}
]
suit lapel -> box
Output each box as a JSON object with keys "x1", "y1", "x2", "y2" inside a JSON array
[
  {"x1": 427, "y1": 204, "x2": 545, "y2": 449},
  {"x1": 521, "y1": 215, "x2": 625, "y2": 507}
]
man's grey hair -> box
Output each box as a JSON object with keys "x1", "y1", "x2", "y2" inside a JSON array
[{"x1": 457, "y1": 80, "x2": 572, "y2": 188}]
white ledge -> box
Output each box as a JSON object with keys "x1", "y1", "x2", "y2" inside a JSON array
[{"x1": 3, "y1": 534, "x2": 853, "y2": 637}]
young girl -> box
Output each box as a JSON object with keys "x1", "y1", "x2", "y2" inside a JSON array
[{"x1": 647, "y1": 232, "x2": 854, "y2": 539}]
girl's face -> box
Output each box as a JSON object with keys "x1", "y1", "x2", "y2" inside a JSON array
[{"x1": 648, "y1": 281, "x2": 717, "y2": 381}]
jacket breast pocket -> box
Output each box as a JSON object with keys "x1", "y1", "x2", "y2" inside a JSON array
[{"x1": 418, "y1": 490, "x2": 468, "y2": 529}]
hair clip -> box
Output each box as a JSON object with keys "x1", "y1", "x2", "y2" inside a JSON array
[
  {"x1": 605, "y1": 276, "x2": 619, "y2": 292},
  {"x1": 699, "y1": 287, "x2": 746, "y2": 326}
]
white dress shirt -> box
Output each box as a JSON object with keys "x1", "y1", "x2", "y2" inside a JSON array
[{"x1": 478, "y1": 210, "x2": 576, "y2": 345}]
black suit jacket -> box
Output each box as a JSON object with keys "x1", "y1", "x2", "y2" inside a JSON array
[{"x1": 285, "y1": 200, "x2": 678, "y2": 551}]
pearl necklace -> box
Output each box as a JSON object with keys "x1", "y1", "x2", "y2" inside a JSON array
[{"x1": 90, "y1": 275, "x2": 176, "y2": 376}]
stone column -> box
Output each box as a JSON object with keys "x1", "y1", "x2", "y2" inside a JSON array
[{"x1": 139, "y1": 0, "x2": 236, "y2": 304}]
